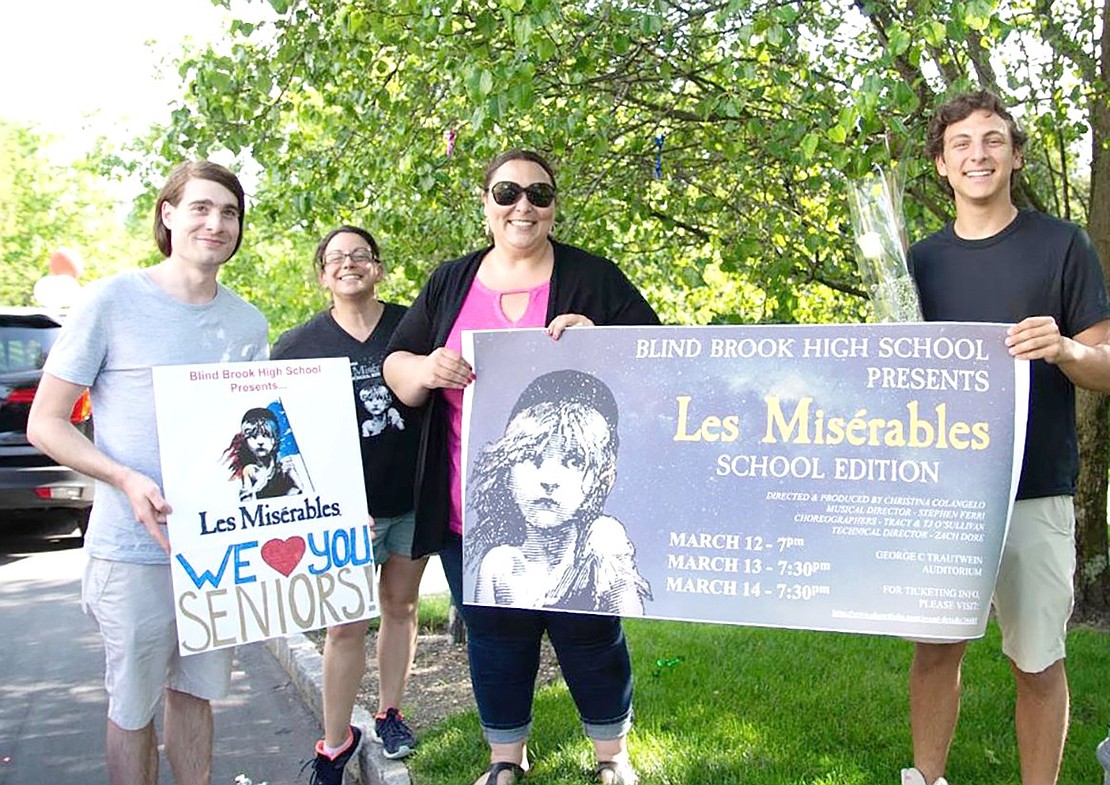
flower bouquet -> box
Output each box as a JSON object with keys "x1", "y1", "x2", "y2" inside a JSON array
[{"x1": 846, "y1": 164, "x2": 923, "y2": 322}]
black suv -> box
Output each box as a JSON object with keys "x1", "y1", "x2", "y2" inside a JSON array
[{"x1": 0, "y1": 308, "x2": 94, "y2": 531}]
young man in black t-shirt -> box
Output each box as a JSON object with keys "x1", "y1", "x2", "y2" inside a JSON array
[
  {"x1": 903, "y1": 92, "x2": 1110, "y2": 785},
  {"x1": 272, "y1": 226, "x2": 424, "y2": 782}
]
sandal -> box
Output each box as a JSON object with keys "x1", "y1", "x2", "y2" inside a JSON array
[
  {"x1": 595, "y1": 760, "x2": 639, "y2": 785},
  {"x1": 482, "y1": 761, "x2": 526, "y2": 785}
]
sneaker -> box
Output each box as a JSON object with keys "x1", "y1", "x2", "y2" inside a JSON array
[
  {"x1": 1097, "y1": 734, "x2": 1110, "y2": 785},
  {"x1": 901, "y1": 768, "x2": 949, "y2": 785},
  {"x1": 371, "y1": 707, "x2": 416, "y2": 759},
  {"x1": 308, "y1": 725, "x2": 362, "y2": 785}
]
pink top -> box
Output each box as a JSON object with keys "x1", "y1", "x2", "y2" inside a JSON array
[{"x1": 443, "y1": 277, "x2": 551, "y2": 534}]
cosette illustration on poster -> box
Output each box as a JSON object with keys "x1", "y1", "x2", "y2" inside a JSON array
[{"x1": 153, "y1": 358, "x2": 375, "y2": 654}]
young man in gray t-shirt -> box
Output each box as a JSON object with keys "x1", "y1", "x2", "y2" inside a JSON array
[{"x1": 28, "y1": 161, "x2": 268, "y2": 785}]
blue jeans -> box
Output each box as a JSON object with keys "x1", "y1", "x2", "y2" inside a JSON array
[{"x1": 440, "y1": 534, "x2": 634, "y2": 744}]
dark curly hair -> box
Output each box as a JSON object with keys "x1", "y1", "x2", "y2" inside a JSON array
[{"x1": 925, "y1": 91, "x2": 1028, "y2": 161}]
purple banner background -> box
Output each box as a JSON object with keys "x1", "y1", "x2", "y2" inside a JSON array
[{"x1": 461, "y1": 323, "x2": 1027, "y2": 639}]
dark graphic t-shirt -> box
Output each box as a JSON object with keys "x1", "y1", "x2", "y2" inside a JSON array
[{"x1": 272, "y1": 304, "x2": 420, "y2": 517}]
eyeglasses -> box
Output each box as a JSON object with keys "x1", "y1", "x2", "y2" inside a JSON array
[
  {"x1": 486, "y1": 181, "x2": 557, "y2": 208},
  {"x1": 322, "y1": 249, "x2": 379, "y2": 268}
]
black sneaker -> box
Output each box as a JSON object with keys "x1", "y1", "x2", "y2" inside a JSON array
[
  {"x1": 371, "y1": 707, "x2": 416, "y2": 759},
  {"x1": 308, "y1": 725, "x2": 362, "y2": 785}
]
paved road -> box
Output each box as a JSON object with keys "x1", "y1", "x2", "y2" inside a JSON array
[{"x1": 0, "y1": 514, "x2": 325, "y2": 785}]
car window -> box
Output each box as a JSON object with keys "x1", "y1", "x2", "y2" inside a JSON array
[{"x1": 0, "y1": 326, "x2": 58, "y2": 373}]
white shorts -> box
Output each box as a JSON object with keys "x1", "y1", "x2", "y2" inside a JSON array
[
  {"x1": 910, "y1": 496, "x2": 1075, "y2": 671},
  {"x1": 82, "y1": 557, "x2": 234, "y2": 730},
  {"x1": 993, "y1": 496, "x2": 1075, "y2": 673}
]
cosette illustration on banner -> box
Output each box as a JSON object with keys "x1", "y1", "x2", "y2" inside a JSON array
[
  {"x1": 465, "y1": 369, "x2": 652, "y2": 615},
  {"x1": 222, "y1": 402, "x2": 310, "y2": 500}
]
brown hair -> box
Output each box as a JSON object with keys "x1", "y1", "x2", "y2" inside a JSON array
[
  {"x1": 313, "y1": 225, "x2": 381, "y2": 271},
  {"x1": 925, "y1": 90, "x2": 1028, "y2": 161},
  {"x1": 153, "y1": 161, "x2": 246, "y2": 258},
  {"x1": 482, "y1": 149, "x2": 558, "y2": 191}
]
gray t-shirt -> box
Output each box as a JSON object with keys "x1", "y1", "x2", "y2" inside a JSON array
[{"x1": 45, "y1": 269, "x2": 269, "y2": 564}]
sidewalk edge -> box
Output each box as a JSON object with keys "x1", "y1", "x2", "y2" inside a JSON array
[{"x1": 265, "y1": 633, "x2": 412, "y2": 785}]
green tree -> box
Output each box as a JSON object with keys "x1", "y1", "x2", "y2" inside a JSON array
[
  {"x1": 0, "y1": 119, "x2": 149, "y2": 305},
  {"x1": 162, "y1": 0, "x2": 1109, "y2": 616}
]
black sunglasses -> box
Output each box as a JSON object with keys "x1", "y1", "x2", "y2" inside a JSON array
[{"x1": 487, "y1": 181, "x2": 557, "y2": 208}]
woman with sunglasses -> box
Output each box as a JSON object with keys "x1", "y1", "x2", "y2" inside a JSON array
[{"x1": 384, "y1": 149, "x2": 658, "y2": 785}]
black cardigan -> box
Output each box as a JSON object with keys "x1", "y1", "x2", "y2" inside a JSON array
[{"x1": 386, "y1": 239, "x2": 660, "y2": 558}]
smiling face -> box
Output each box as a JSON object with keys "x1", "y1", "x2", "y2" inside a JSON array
[
  {"x1": 936, "y1": 109, "x2": 1023, "y2": 211},
  {"x1": 509, "y1": 438, "x2": 593, "y2": 530},
  {"x1": 319, "y1": 231, "x2": 382, "y2": 300},
  {"x1": 159, "y1": 178, "x2": 241, "y2": 270},
  {"x1": 483, "y1": 158, "x2": 555, "y2": 255}
]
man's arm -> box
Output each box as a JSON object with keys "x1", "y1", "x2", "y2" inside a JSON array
[
  {"x1": 27, "y1": 373, "x2": 172, "y2": 552},
  {"x1": 1006, "y1": 317, "x2": 1110, "y2": 393}
]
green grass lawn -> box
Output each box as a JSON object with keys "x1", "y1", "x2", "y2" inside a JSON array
[{"x1": 407, "y1": 617, "x2": 1109, "y2": 784}]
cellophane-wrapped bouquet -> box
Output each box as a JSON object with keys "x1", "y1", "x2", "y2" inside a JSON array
[{"x1": 846, "y1": 165, "x2": 923, "y2": 322}]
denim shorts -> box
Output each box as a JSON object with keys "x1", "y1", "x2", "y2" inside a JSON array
[
  {"x1": 82, "y1": 557, "x2": 233, "y2": 730},
  {"x1": 372, "y1": 510, "x2": 417, "y2": 566}
]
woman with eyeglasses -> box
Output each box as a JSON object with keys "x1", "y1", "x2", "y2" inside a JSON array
[
  {"x1": 272, "y1": 226, "x2": 426, "y2": 783},
  {"x1": 384, "y1": 149, "x2": 658, "y2": 785}
]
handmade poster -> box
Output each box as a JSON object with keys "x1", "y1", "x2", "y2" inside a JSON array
[
  {"x1": 153, "y1": 358, "x2": 376, "y2": 654},
  {"x1": 460, "y1": 323, "x2": 1027, "y2": 640}
]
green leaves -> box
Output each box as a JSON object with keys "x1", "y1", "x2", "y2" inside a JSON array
[
  {"x1": 800, "y1": 132, "x2": 821, "y2": 160},
  {"x1": 0, "y1": 120, "x2": 148, "y2": 305},
  {"x1": 145, "y1": 0, "x2": 1100, "y2": 334},
  {"x1": 886, "y1": 23, "x2": 911, "y2": 56}
]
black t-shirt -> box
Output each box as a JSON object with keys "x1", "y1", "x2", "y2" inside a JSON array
[
  {"x1": 272, "y1": 304, "x2": 420, "y2": 517},
  {"x1": 909, "y1": 209, "x2": 1110, "y2": 499}
]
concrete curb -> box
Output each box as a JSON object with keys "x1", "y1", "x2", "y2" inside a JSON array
[{"x1": 265, "y1": 633, "x2": 411, "y2": 785}]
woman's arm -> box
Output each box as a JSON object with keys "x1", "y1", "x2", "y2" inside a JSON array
[
  {"x1": 548, "y1": 242, "x2": 660, "y2": 327},
  {"x1": 383, "y1": 348, "x2": 474, "y2": 408}
]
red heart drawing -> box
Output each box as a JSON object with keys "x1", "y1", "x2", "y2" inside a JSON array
[{"x1": 261, "y1": 537, "x2": 306, "y2": 577}]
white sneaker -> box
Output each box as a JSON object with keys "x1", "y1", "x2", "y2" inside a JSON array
[
  {"x1": 1096, "y1": 735, "x2": 1110, "y2": 785},
  {"x1": 901, "y1": 768, "x2": 949, "y2": 785}
]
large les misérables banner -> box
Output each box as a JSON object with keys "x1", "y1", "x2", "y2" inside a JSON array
[{"x1": 460, "y1": 323, "x2": 1027, "y2": 641}]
